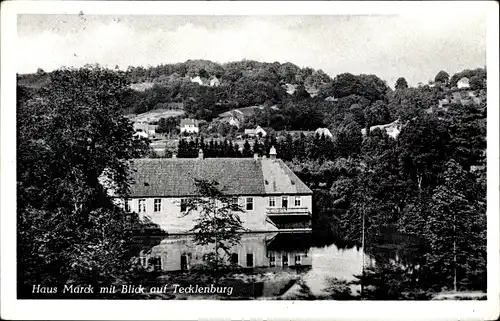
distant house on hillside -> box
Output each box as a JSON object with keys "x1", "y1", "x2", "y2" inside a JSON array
[
  {"x1": 324, "y1": 96, "x2": 338, "y2": 102},
  {"x1": 219, "y1": 109, "x2": 245, "y2": 129},
  {"x1": 209, "y1": 77, "x2": 220, "y2": 87},
  {"x1": 245, "y1": 125, "x2": 267, "y2": 138},
  {"x1": 361, "y1": 119, "x2": 403, "y2": 139},
  {"x1": 287, "y1": 130, "x2": 315, "y2": 137},
  {"x1": 133, "y1": 131, "x2": 149, "y2": 140},
  {"x1": 282, "y1": 83, "x2": 297, "y2": 95},
  {"x1": 133, "y1": 121, "x2": 157, "y2": 137},
  {"x1": 180, "y1": 119, "x2": 199, "y2": 134},
  {"x1": 315, "y1": 128, "x2": 333, "y2": 138},
  {"x1": 190, "y1": 76, "x2": 204, "y2": 85},
  {"x1": 438, "y1": 98, "x2": 450, "y2": 108},
  {"x1": 457, "y1": 77, "x2": 470, "y2": 89},
  {"x1": 228, "y1": 116, "x2": 241, "y2": 128},
  {"x1": 190, "y1": 75, "x2": 220, "y2": 87},
  {"x1": 218, "y1": 105, "x2": 279, "y2": 124}
]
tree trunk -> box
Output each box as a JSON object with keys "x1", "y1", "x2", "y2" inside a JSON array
[
  {"x1": 453, "y1": 213, "x2": 457, "y2": 292},
  {"x1": 361, "y1": 205, "x2": 365, "y2": 299}
]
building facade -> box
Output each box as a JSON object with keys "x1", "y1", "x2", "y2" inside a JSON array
[
  {"x1": 457, "y1": 77, "x2": 470, "y2": 89},
  {"x1": 180, "y1": 118, "x2": 199, "y2": 134},
  {"x1": 124, "y1": 147, "x2": 313, "y2": 234},
  {"x1": 244, "y1": 125, "x2": 267, "y2": 138}
]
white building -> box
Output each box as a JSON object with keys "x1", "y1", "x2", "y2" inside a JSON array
[
  {"x1": 361, "y1": 119, "x2": 403, "y2": 139},
  {"x1": 244, "y1": 125, "x2": 267, "y2": 137},
  {"x1": 228, "y1": 116, "x2": 241, "y2": 128},
  {"x1": 315, "y1": 127, "x2": 333, "y2": 138},
  {"x1": 209, "y1": 77, "x2": 220, "y2": 87},
  {"x1": 457, "y1": 77, "x2": 470, "y2": 89},
  {"x1": 133, "y1": 131, "x2": 149, "y2": 139},
  {"x1": 133, "y1": 121, "x2": 157, "y2": 137},
  {"x1": 180, "y1": 119, "x2": 199, "y2": 134},
  {"x1": 122, "y1": 149, "x2": 313, "y2": 234},
  {"x1": 190, "y1": 76, "x2": 204, "y2": 86}
]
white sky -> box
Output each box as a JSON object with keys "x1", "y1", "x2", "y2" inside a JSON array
[{"x1": 17, "y1": 14, "x2": 486, "y2": 86}]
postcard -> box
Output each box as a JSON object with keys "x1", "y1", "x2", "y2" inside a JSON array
[{"x1": 1, "y1": 1, "x2": 499, "y2": 320}]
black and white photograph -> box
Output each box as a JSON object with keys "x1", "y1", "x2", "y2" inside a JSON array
[{"x1": 1, "y1": 1, "x2": 499, "y2": 320}]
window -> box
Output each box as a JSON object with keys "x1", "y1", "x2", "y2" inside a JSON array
[
  {"x1": 246, "y1": 253, "x2": 254, "y2": 267},
  {"x1": 295, "y1": 255, "x2": 302, "y2": 266},
  {"x1": 180, "y1": 254, "x2": 189, "y2": 271},
  {"x1": 268, "y1": 197, "x2": 276, "y2": 207},
  {"x1": 232, "y1": 197, "x2": 239, "y2": 208},
  {"x1": 139, "y1": 256, "x2": 147, "y2": 267},
  {"x1": 294, "y1": 196, "x2": 301, "y2": 207},
  {"x1": 154, "y1": 199, "x2": 161, "y2": 212},
  {"x1": 282, "y1": 254, "x2": 289, "y2": 267},
  {"x1": 282, "y1": 196, "x2": 288, "y2": 209},
  {"x1": 152, "y1": 256, "x2": 162, "y2": 271},
  {"x1": 180, "y1": 199, "x2": 187, "y2": 212},
  {"x1": 269, "y1": 253, "x2": 276, "y2": 267},
  {"x1": 124, "y1": 199, "x2": 131, "y2": 212},
  {"x1": 246, "y1": 197, "x2": 254, "y2": 211},
  {"x1": 231, "y1": 253, "x2": 239, "y2": 265},
  {"x1": 138, "y1": 199, "x2": 146, "y2": 212}
]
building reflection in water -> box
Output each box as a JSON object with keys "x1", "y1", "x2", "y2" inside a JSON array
[
  {"x1": 137, "y1": 232, "x2": 380, "y2": 298},
  {"x1": 141, "y1": 232, "x2": 314, "y2": 272}
]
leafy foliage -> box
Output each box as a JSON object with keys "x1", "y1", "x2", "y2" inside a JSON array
[
  {"x1": 434, "y1": 70, "x2": 450, "y2": 84},
  {"x1": 17, "y1": 66, "x2": 164, "y2": 297},
  {"x1": 395, "y1": 77, "x2": 408, "y2": 90},
  {"x1": 181, "y1": 179, "x2": 248, "y2": 269}
]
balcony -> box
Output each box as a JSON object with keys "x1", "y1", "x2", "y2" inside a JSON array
[{"x1": 266, "y1": 207, "x2": 311, "y2": 216}]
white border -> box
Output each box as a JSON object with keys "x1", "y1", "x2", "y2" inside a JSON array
[{"x1": 1, "y1": 1, "x2": 499, "y2": 320}]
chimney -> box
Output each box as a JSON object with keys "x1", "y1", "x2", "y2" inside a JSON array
[
  {"x1": 198, "y1": 149, "x2": 204, "y2": 160},
  {"x1": 269, "y1": 146, "x2": 277, "y2": 159},
  {"x1": 172, "y1": 152, "x2": 177, "y2": 159},
  {"x1": 253, "y1": 153, "x2": 259, "y2": 160}
]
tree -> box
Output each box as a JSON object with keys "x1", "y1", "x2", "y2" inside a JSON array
[
  {"x1": 469, "y1": 75, "x2": 483, "y2": 90},
  {"x1": 335, "y1": 122, "x2": 363, "y2": 158},
  {"x1": 17, "y1": 66, "x2": 162, "y2": 297},
  {"x1": 434, "y1": 70, "x2": 450, "y2": 85},
  {"x1": 449, "y1": 68, "x2": 486, "y2": 88},
  {"x1": 395, "y1": 77, "x2": 408, "y2": 90},
  {"x1": 397, "y1": 116, "x2": 451, "y2": 190},
  {"x1": 425, "y1": 160, "x2": 486, "y2": 291},
  {"x1": 181, "y1": 179, "x2": 248, "y2": 269},
  {"x1": 156, "y1": 117, "x2": 179, "y2": 135},
  {"x1": 292, "y1": 84, "x2": 311, "y2": 101},
  {"x1": 329, "y1": 73, "x2": 388, "y2": 103},
  {"x1": 364, "y1": 100, "x2": 391, "y2": 127}
]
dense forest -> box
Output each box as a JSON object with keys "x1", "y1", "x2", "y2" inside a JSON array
[
  {"x1": 17, "y1": 61, "x2": 487, "y2": 299},
  {"x1": 16, "y1": 67, "x2": 167, "y2": 298}
]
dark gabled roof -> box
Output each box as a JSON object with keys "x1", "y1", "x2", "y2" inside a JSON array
[{"x1": 128, "y1": 157, "x2": 312, "y2": 197}]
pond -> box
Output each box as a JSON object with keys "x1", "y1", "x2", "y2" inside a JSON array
[{"x1": 142, "y1": 231, "x2": 389, "y2": 299}]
